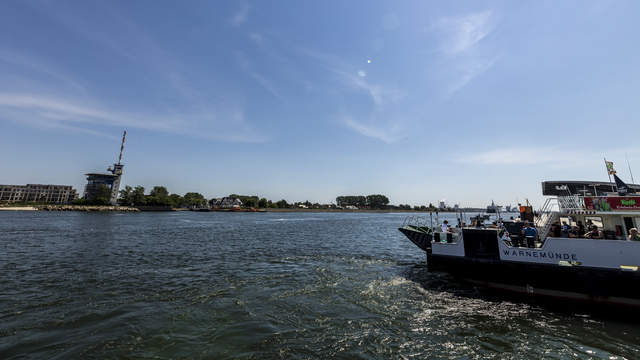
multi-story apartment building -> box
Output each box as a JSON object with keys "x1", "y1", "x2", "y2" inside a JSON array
[{"x1": 0, "y1": 184, "x2": 78, "y2": 204}]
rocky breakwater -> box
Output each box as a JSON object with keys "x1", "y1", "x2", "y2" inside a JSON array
[{"x1": 39, "y1": 205, "x2": 140, "y2": 212}]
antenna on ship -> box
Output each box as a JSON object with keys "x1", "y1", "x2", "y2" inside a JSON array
[
  {"x1": 626, "y1": 153, "x2": 636, "y2": 184},
  {"x1": 118, "y1": 130, "x2": 127, "y2": 165}
]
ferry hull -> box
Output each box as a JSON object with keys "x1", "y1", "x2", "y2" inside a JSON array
[{"x1": 427, "y1": 254, "x2": 640, "y2": 307}]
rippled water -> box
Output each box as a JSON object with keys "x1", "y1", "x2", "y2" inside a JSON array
[{"x1": 1, "y1": 211, "x2": 639, "y2": 359}]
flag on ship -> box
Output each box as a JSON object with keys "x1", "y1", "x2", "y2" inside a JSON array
[
  {"x1": 606, "y1": 161, "x2": 616, "y2": 175},
  {"x1": 614, "y1": 174, "x2": 629, "y2": 195}
]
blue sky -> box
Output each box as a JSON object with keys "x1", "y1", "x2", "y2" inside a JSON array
[{"x1": 1, "y1": 0, "x2": 639, "y2": 207}]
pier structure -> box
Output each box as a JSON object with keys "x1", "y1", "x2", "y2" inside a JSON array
[{"x1": 83, "y1": 131, "x2": 127, "y2": 205}]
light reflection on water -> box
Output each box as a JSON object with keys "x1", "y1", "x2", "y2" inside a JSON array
[{"x1": 0, "y1": 211, "x2": 639, "y2": 359}]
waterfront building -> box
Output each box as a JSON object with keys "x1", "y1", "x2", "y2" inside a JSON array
[
  {"x1": 83, "y1": 131, "x2": 127, "y2": 205},
  {"x1": 83, "y1": 170, "x2": 122, "y2": 205},
  {"x1": 210, "y1": 197, "x2": 243, "y2": 208},
  {"x1": 0, "y1": 184, "x2": 78, "y2": 204}
]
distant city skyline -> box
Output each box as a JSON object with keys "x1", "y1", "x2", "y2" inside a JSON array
[{"x1": 1, "y1": 1, "x2": 639, "y2": 207}]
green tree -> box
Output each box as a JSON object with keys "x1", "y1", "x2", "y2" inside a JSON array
[
  {"x1": 169, "y1": 194, "x2": 184, "y2": 208},
  {"x1": 132, "y1": 186, "x2": 146, "y2": 206},
  {"x1": 118, "y1": 185, "x2": 133, "y2": 206},
  {"x1": 243, "y1": 198, "x2": 257, "y2": 208},
  {"x1": 276, "y1": 199, "x2": 288, "y2": 208},
  {"x1": 184, "y1": 192, "x2": 206, "y2": 208},
  {"x1": 148, "y1": 186, "x2": 170, "y2": 206},
  {"x1": 366, "y1": 194, "x2": 390, "y2": 209},
  {"x1": 258, "y1": 198, "x2": 268, "y2": 208},
  {"x1": 150, "y1": 186, "x2": 169, "y2": 198},
  {"x1": 90, "y1": 184, "x2": 112, "y2": 205}
]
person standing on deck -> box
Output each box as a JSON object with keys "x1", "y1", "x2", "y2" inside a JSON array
[
  {"x1": 441, "y1": 220, "x2": 450, "y2": 233},
  {"x1": 522, "y1": 221, "x2": 538, "y2": 248},
  {"x1": 577, "y1": 221, "x2": 586, "y2": 236},
  {"x1": 561, "y1": 221, "x2": 570, "y2": 237}
]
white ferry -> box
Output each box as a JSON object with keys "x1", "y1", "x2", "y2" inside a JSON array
[{"x1": 399, "y1": 178, "x2": 640, "y2": 307}]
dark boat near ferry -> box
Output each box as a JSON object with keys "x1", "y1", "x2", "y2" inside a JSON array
[
  {"x1": 399, "y1": 178, "x2": 640, "y2": 307},
  {"x1": 398, "y1": 218, "x2": 432, "y2": 252}
]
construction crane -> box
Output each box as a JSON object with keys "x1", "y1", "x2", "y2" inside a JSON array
[{"x1": 86, "y1": 129, "x2": 127, "y2": 205}]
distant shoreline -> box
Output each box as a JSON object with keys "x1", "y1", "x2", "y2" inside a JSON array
[
  {"x1": 0, "y1": 205, "x2": 139, "y2": 212},
  {"x1": 262, "y1": 208, "x2": 456, "y2": 213},
  {"x1": 0, "y1": 206, "x2": 463, "y2": 213}
]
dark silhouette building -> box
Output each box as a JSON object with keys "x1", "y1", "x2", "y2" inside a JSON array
[{"x1": 83, "y1": 131, "x2": 126, "y2": 205}]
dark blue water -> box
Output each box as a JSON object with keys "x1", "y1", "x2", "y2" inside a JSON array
[{"x1": 1, "y1": 211, "x2": 639, "y2": 359}]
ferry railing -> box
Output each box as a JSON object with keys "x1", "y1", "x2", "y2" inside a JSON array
[
  {"x1": 402, "y1": 216, "x2": 431, "y2": 228},
  {"x1": 557, "y1": 195, "x2": 585, "y2": 212},
  {"x1": 535, "y1": 197, "x2": 560, "y2": 239}
]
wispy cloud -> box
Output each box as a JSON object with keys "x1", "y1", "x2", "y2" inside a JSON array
[
  {"x1": 455, "y1": 147, "x2": 635, "y2": 167},
  {"x1": 28, "y1": 2, "x2": 213, "y2": 110},
  {"x1": 302, "y1": 49, "x2": 405, "y2": 105},
  {"x1": 5, "y1": 3, "x2": 268, "y2": 143},
  {"x1": 343, "y1": 117, "x2": 396, "y2": 144},
  {"x1": 230, "y1": 1, "x2": 250, "y2": 27},
  {"x1": 435, "y1": 11, "x2": 494, "y2": 55},
  {"x1": 447, "y1": 57, "x2": 498, "y2": 95},
  {"x1": 302, "y1": 49, "x2": 407, "y2": 143},
  {"x1": 248, "y1": 32, "x2": 263, "y2": 44},
  {"x1": 339, "y1": 70, "x2": 405, "y2": 106},
  {"x1": 235, "y1": 51, "x2": 281, "y2": 98},
  {"x1": 432, "y1": 10, "x2": 498, "y2": 95},
  {"x1": 0, "y1": 93, "x2": 267, "y2": 143},
  {"x1": 0, "y1": 50, "x2": 85, "y2": 91}
]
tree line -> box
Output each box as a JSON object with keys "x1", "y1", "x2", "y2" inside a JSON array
[
  {"x1": 117, "y1": 186, "x2": 207, "y2": 208},
  {"x1": 335, "y1": 194, "x2": 390, "y2": 209},
  {"x1": 76, "y1": 186, "x2": 442, "y2": 211},
  {"x1": 80, "y1": 185, "x2": 307, "y2": 209}
]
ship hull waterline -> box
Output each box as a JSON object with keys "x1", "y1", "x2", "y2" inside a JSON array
[{"x1": 425, "y1": 253, "x2": 640, "y2": 308}]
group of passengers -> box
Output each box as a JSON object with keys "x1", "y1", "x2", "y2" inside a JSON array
[
  {"x1": 438, "y1": 218, "x2": 640, "y2": 241},
  {"x1": 547, "y1": 220, "x2": 640, "y2": 240},
  {"x1": 547, "y1": 220, "x2": 601, "y2": 238}
]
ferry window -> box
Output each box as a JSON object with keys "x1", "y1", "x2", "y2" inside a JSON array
[{"x1": 585, "y1": 216, "x2": 603, "y2": 228}]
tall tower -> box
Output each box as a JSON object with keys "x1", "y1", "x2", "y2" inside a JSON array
[
  {"x1": 83, "y1": 130, "x2": 127, "y2": 205},
  {"x1": 107, "y1": 130, "x2": 126, "y2": 205}
]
